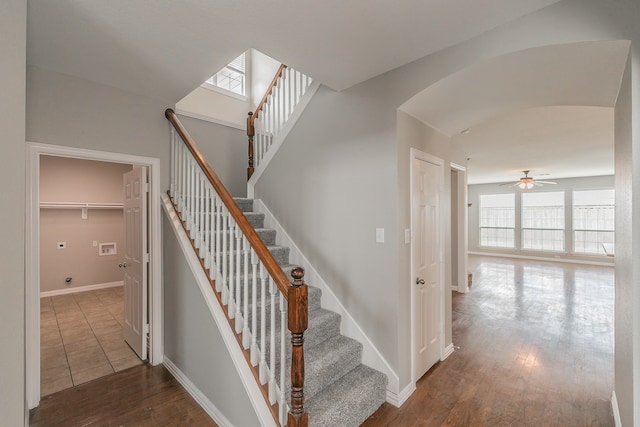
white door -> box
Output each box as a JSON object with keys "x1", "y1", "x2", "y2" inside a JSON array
[
  {"x1": 412, "y1": 156, "x2": 442, "y2": 379},
  {"x1": 123, "y1": 166, "x2": 148, "y2": 360}
]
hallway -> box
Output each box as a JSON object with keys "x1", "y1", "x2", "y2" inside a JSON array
[{"x1": 364, "y1": 255, "x2": 614, "y2": 426}]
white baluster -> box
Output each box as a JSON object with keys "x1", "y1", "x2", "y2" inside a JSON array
[
  {"x1": 250, "y1": 249, "x2": 259, "y2": 365},
  {"x1": 268, "y1": 276, "x2": 277, "y2": 404},
  {"x1": 179, "y1": 145, "x2": 185, "y2": 213},
  {"x1": 228, "y1": 221, "x2": 236, "y2": 317},
  {"x1": 234, "y1": 226, "x2": 243, "y2": 332},
  {"x1": 203, "y1": 183, "x2": 211, "y2": 270},
  {"x1": 221, "y1": 206, "x2": 229, "y2": 305},
  {"x1": 194, "y1": 173, "x2": 201, "y2": 249},
  {"x1": 259, "y1": 264, "x2": 268, "y2": 384},
  {"x1": 279, "y1": 292, "x2": 287, "y2": 424},
  {"x1": 214, "y1": 196, "x2": 222, "y2": 288},
  {"x1": 170, "y1": 129, "x2": 176, "y2": 197},
  {"x1": 242, "y1": 236, "x2": 250, "y2": 347}
]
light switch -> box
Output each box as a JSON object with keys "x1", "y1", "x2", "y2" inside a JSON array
[{"x1": 375, "y1": 228, "x2": 385, "y2": 243}]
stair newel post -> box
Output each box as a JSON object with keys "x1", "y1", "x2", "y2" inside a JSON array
[
  {"x1": 288, "y1": 267, "x2": 309, "y2": 427},
  {"x1": 247, "y1": 111, "x2": 255, "y2": 180}
]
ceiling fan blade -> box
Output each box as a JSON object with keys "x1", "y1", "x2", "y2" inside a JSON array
[
  {"x1": 536, "y1": 180, "x2": 557, "y2": 184},
  {"x1": 499, "y1": 182, "x2": 520, "y2": 186}
]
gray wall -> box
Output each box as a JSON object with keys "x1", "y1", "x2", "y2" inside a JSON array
[
  {"x1": 26, "y1": 66, "x2": 171, "y2": 189},
  {"x1": 614, "y1": 54, "x2": 634, "y2": 427},
  {"x1": 40, "y1": 156, "x2": 131, "y2": 292},
  {"x1": 176, "y1": 114, "x2": 247, "y2": 198},
  {"x1": 0, "y1": 0, "x2": 26, "y2": 424},
  {"x1": 254, "y1": 0, "x2": 640, "y2": 410},
  {"x1": 468, "y1": 175, "x2": 615, "y2": 264},
  {"x1": 162, "y1": 213, "x2": 260, "y2": 427}
]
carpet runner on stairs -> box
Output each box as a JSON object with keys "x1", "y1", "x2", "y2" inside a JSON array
[{"x1": 234, "y1": 198, "x2": 388, "y2": 427}]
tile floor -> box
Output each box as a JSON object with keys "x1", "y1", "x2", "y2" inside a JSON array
[{"x1": 40, "y1": 286, "x2": 143, "y2": 397}]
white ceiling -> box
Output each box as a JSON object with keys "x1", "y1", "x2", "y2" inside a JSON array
[
  {"x1": 400, "y1": 40, "x2": 629, "y2": 184},
  {"x1": 26, "y1": 1, "x2": 628, "y2": 185},
  {"x1": 27, "y1": 0, "x2": 562, "y2": 101}
]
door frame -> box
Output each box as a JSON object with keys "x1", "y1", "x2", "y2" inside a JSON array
[
  {"x1": 25, "y1": 142, "x2": 163, "y2": 409},
  {"x1": 450, "y1": 163, "x2": 469, "y2": 293},
  {"x1": 409, "y1": 148, "x2": 445, "y2": 383}
]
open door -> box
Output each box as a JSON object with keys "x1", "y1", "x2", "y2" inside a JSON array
[{"x1": 122, "y1": 166, "x2": 148, "y2": 360}]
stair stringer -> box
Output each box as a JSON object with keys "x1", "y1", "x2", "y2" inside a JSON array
[
  {"x1": 162, "y1": 194, "x2": 277, "y2": 427},
  {"x1": 247, "y1": 81, "x2": 321, "y2": 199},
  {"x1": 253, "y1": 199, "x2": 408, "y2": 407}
]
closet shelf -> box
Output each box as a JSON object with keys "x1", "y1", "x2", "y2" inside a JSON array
[{"x1": 39, "y1": 202, "x2": 123, "y2": 209}]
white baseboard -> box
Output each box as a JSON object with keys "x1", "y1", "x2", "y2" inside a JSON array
[
  {"x1": 163, "y1": 357, "x2": 233, "y2": 427},
  {"x1": 468, "y1": 251, "x2": 613, "y2": 267},
  {"x1": 387, "y1": 382, "x2": 416, "y2": 408},
  {"x1": 39, "y1": 281, "x2": 123, "y2": 298},
  {"x1": 253, "y1": 199, "x2": 402, "y2": 401},
  {"x1": 442, "y1": 343, "x2": 455, "y2": 360},
  {"x1": 612, "y1": 390, "x2": 622, "y2": 427}
]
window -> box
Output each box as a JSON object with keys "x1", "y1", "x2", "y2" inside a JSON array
[
  {"x1": 521, "y1": 192, "x2": 565, "y2": 252},
  {"x1": 203, "y1": 52, "x2": 246, "y2": 96},
  {"x1": 479, "y1": 194, "x2": 515, "y2": 248},
  {"x1": 573, "y1": 189, "x2": 614, "y2": 255}
]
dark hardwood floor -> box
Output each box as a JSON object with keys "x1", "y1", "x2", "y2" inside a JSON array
[
  {"x1": 363, "y1": 255, "x2": 614, "y2": 426},
  {"x1": 29, "y1": 364, "x2": 216, "y2": 427},
  {"x1": 31, "y1": 255, "x2": 614, "y2": 426}
]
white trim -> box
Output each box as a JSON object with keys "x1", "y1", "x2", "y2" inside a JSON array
[
  {"x1": 468, "y1": 251, "x2": 614, "y2": 267},
  {"x1": 611, "y1": 390, "x2": 622, "y2": 427},
  {"x1": 39, "y1": 281, "x2": 123, "y2": 298},
  {"x1": 247, "y1": 81, "x2": 321, "y2": 198},
  {"x1": 174, "y1": 109, "x2": 245, "y2": 131},
  {"x1": 450, "y1": 163, "x2": 469, "y2": 293},
  {"x1": 162, "y1": 195, "x2": 276, "y2": 427},
  {"x1": 163, "y1": 357, "x2": 234, "y2": 427},
  {"x1": 409, "y1": 148, "x2": 446, "y2": 385},
  {"x1": 200, "y1": 82, "x2": 249, "y2": 102},
  {"x1": 386, "y1": 382, "x2": 416, "y2": 408},
  {"x1": 26, "y1": 142, "x2": 163, "y2": 410},
  {"x1": 441, "y1": 343, "x2": 455, "y2": 361},
  {"x1": 253, "y1": 199, "x2": 403, "y2": 403}
]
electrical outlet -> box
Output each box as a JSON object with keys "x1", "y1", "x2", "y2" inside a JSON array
[
  {"x1": 375, "y1": 228, "x2": 385, "y2": 243},
  {"x1": 57, "y1": 242, "x2": 66, "y2": 249},
  {"x1": 92, "y1": 241, "x2": 98, "y2": 247}
]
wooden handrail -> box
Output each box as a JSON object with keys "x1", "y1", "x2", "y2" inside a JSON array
[
  {"x1": 253, "y1": 64, "x2": 287, "y2": 121},
  {"x1": 247, "y1": 64, "x2": 287, "y2": 180},
  {"x1": 165, "y1": 108, "x2": 290, "y2": 297}
]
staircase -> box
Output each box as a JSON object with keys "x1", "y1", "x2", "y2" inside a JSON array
[{"x1": 235, "y1": 197, "x2": 388, "y2": 426}]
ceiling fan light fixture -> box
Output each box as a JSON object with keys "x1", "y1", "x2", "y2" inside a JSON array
[{"x1": 518, "y1": 179, "x2": 534, "y2": 190}]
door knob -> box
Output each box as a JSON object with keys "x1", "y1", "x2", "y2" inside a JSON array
[
  {"x1": 416, "y1": 277, "x2": 425, "y2": 285},
  {"x1": 118, "y1": 262, "x2": 127, "y2": 268}
]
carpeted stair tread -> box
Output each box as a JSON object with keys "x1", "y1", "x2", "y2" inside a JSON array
[
  {"x1": 284, "y1": 335, "x2": 363, "y2": 401},
  {"x1": 243, "y1": 212, "x2": 265, "y2": 228},
  {"x1": 305, "y1": 364, "x2": 388, "y2": 427},
  {"x1": 233, "y1": 197, "x2": 254, "y2": 212}
]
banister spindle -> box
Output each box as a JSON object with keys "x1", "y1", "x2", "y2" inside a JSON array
[
  {"x1": 247, "y1": 111, "x2": 255, "y2": 180},
  {"x1": 288, "y1": 267, "x2": 308, "y2": 427}
]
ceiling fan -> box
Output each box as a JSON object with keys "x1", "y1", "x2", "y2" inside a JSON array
[{"x1": 500, "y1": 170, "x2": 557, "y2": 190}]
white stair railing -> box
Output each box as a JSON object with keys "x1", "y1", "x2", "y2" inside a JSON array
[
  {"x1": 247, "y1": 65, "x2": 313, "y2": 179},
  {"x1": 167, "y1": 109, "x2": 310, "y2": 427}
]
